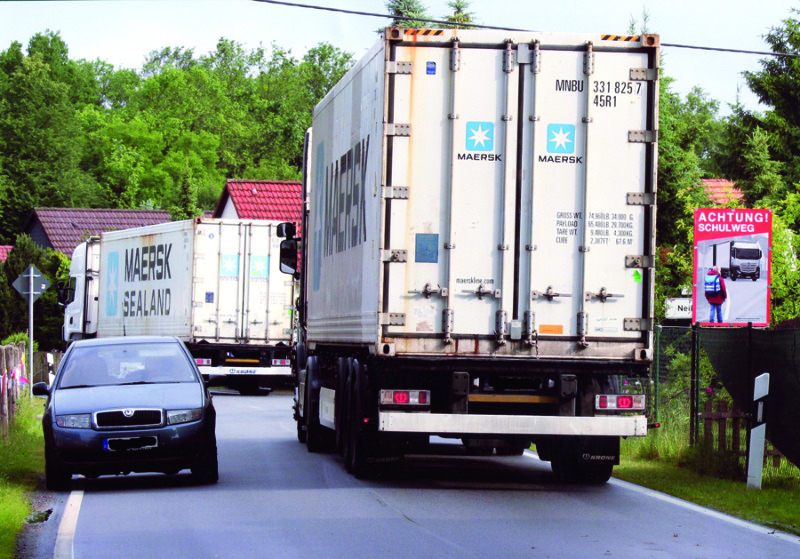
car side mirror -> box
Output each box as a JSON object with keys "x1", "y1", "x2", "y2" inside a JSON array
[{"x1": 32, "y1": 382, "x2": 50, "y2": 397}]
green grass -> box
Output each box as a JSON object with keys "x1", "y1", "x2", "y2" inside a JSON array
[
  {"x1": 0, "y1": 397, "x2": 45, "y2": 559},
  {"x1": 617, "y1": 413, "x2": 800, "y2": 536}
]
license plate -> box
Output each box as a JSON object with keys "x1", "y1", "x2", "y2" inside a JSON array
[{"x1": 103, "y1": 436, "x2": 158, "y2": 451}]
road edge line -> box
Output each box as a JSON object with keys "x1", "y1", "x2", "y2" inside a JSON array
[{"x1": 54, "y1": 490, "x2": 83, "y2": 559}]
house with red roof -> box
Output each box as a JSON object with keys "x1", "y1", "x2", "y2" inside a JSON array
[
  {"x1": 213, "y1": 179, "x2": 303, "y2": 224},
  {"x1": 23, "y1": 208, "x2": 172, "y2": 256},
  {"x1": 701, "y1": 178, "x2": 743, "y2": 205}
]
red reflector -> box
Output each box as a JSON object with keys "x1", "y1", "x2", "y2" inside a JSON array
[
  {"x1": 418, "y1": 391, "x2": 428, "y2": 404},
  {"x1": 617, "y1": 395, "x2": 633, "y2": 409},
  {"x1": 598, "y1": 395, "x2": 608, "y2": 409},
  {"x1": 394, "y1": 391, "x2": 410, "y2": 404}
]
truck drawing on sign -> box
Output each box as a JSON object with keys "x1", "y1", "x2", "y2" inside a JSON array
[
  {"x1": 279, "y1": 28, "x2": 659, "y2": 483},
  {"x1": 711, "y1": 240, "x2": 762, "y2": 281}
]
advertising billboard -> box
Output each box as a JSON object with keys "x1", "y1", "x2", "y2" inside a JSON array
[{"x1": 693, "y1": 208, "x2": 772, "y2": 326}]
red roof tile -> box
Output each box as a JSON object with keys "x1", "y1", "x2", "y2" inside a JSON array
[
  {"x1": 701, "y1": 179, "x2": 743, "y2": 205},
  {"x1": 25, "y1": 208, "x2": 172, "y2": 256},
  {"x1": 0, "y1": 245, "x2": 11, "y2": 263},
  {"x1": 214, "y1": 180, "x2": 303, "y2": 223}
]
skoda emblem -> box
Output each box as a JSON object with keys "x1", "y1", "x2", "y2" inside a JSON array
[{"x1": 123, "y1": 409, "x2": 135, "y2": 418}]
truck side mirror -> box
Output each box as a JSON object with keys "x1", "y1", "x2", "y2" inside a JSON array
[
  {"x1": 279, "y1": 239, "x2": 299, "y2": 277},
  {"x1": 56, "y1": 280, "x2": 71, "y2": 307},
  {"x1": 277, "y1": 222, "x2": 297, "y2": 239}
]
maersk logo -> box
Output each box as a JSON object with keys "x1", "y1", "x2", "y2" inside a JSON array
[
  {"x1": 466, "y1": 122, "x2": 494, "y2": 151},
  {"x1": 547, "y1": 124, "x2": 575, "y2": 154},
  {"x1": 221, "y1": 255, "x2": 239, "y2": 277}
]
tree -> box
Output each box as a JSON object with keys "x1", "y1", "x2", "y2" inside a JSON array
[
  {"x1": 744, "y1": 9, "x2": 800, "y2": 187},
  {"x1": 737, "y1": 127, "x2": 784, "y2": 206},
  {"x1": 442, "y1": 0, "x2": 477, "y2": 28},
  {"x1": 170, "y1": 162, "x2": 202, "y2": 220},
  {"x1": 385, "y1": 0, "x2": 430, "y2": 28}
]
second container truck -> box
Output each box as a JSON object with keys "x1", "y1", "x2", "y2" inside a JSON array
[
  {"x1": 280, "y1": 27, "x2": 659, "y2": 482},
  {"x1": 60, "y1": 218, "x2": 296, "y2": 394}
]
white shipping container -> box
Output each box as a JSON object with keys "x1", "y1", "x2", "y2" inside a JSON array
[
  {"x1": 305, "y1": 29, "x2": 658, "y2": 362},
  {"x1": 96, "y1": 219, "x2": 293, "y2": 345}
]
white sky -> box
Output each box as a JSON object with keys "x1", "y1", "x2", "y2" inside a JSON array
[{"x1": 0, "y1": 0, "x2": 796, "y2": 114}]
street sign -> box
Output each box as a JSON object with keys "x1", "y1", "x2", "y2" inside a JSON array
[
  {"x1": 12, "y1": 265, "x2": 51, "y2": 303},
  {"x1": 665, "y1": 297, "x2": 692, "y2": 320}
]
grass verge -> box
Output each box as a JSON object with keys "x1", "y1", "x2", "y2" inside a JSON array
[
  {"x1": 0, "y1": 397, "x2": 45, "y2": 559},
  {"x1": 617, "y1": 419, "x2": 800, "y2": 536}
]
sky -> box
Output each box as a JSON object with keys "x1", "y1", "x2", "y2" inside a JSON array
[{"x1": 0, "y1": 0, "x2": 797, "y2": 115}]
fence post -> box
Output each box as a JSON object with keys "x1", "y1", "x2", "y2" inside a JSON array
[
  {"x1": 690, "y1": 324, "x2": 699, "y2": 446},
  {"x1": 654, "y1": 325, "x2": 661, "y2": 424}
]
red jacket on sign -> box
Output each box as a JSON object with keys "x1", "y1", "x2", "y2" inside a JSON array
[{"x1": 704, "y1": 269, "x2": 727, "y2": 305}]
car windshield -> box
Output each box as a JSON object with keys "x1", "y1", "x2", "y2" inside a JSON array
[{"x1": 59, "y1": 343, "x2": 197, "y2": 388}]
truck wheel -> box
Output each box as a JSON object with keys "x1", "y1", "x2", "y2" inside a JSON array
[
  {"x1": 345, "y1": 359, "x2": 372, "y2": 479},
  {"x1": 731, "y1": 270, "x2": 738, "y2": 281},
  {"x1": 551, "y1": 457, "x2": 612, "y2": 484},
  {"x1": 335, "y1": 357, "x2": 350, "y2": 456},
  {"x1": 305, "y1": 356, "x2": 326, "y2": 453}
]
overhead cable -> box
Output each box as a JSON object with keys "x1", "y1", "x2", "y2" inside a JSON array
[{"x1": 254, "y1": 0, "x2": 800, "y2": 60}]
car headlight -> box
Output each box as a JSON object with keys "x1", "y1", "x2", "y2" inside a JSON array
[
  {"x1": 56, "y1": 414, "x2": 92, "y2": 429},
  {"x1": 166, "y1": 409, "x2": 203, "y2": 425}
]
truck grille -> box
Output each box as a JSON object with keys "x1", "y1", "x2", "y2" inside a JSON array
[{"x1": 95, "y1": 409, "x2": 163, "y2": 429}]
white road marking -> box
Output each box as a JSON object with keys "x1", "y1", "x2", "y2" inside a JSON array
[{"x1": 54, "y1": 489, "x2": 83, "y2": 559}]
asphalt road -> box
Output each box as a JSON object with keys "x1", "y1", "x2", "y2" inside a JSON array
[{"x1": 19, "y1": 392, "x2": 800, "y2": 559}]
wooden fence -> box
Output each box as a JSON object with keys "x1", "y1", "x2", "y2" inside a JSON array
[
  {"x1": 0, "y1": 343, "x2": 26, "y2": 437},
  {"x1": 700, "y1": 399, "x2": 784, "y2": 466}
]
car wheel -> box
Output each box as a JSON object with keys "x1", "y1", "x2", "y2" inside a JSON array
[
  {"x1": 45, "y1": 447, "x2": 71, "y2": 491},
  {"x1": 192, "y1": 437, "x2": 219, "y2": 484}
]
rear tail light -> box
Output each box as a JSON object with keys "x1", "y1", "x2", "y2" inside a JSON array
[
  {"x1": 595, "y1": 394, "x2": 645, "y2": 411},
  {"x1": 380, "y1": 390, "x2": 431, "y2": 407},
  {"x1": 272, "y1": 359, "x2": 291, "y2": 366},
  {"x1": 195, "y1": 358, "x2": 212, "y2": 366}
]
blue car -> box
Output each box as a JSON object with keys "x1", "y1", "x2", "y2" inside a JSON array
[{"x1": 33, "y1": 336, "x2": 218, "y2": 490}]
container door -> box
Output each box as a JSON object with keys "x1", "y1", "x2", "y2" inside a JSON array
[
  {"x1": 385, "y1": 41, "x2": 518, "y2": 342},
  {"x1": 524, "y1": 44, "x2": 653, "y2": 343}
]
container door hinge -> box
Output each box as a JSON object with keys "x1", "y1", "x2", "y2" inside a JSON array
[
  {"x1": 628, "y1": 130, "x2": 658, "y2": 143},
  {"x1": 583, "y1": 42, "x2": 594, "y2": 75},
  {"x1": 380, "y1": 313, "x2": 406, "y2": 326},
  {"x1": 625, "y1": 255, "x2": 655, "y2": 268},
  {"x1": 624, "y1": 318, "x2": 654, "y2": 332},
  {"x1": 385, "y1": 123, "x2": 411, "y2": 136},
  {"x1": 382, "y1": 186, "x2": 409, "y2": 199},
  {"x1": 627, "y1": 192, "x2": 656, "y2": 205},
  {"x1": 630, "y1": 67, "x2": 659, "y2": 81},
  {"x1": 503, "y1": 40, "x2": 515, "y2": 73},
  {"x1": 381, "y1": 249, "x2": 408, "y2": 263},
  {"x1": 386, "y1": 61, "x2": 413, "y2": 74}
]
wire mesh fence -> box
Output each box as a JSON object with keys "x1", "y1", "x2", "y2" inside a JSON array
[{"x1": 647, "y1": 325, "x2": 799, "y2": 482}]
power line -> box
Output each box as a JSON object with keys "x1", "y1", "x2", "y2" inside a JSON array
[
  {"x1": 252, "y1": 0, "x2": 530, "y2": 32},
  {"x1": 253, "y1": 0, "x2": 800, "y2": 60}
]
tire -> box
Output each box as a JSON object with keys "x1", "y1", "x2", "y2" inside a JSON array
[
  {"x1": 305, "y1": 356, "x2": 327, "y2": 453},
  {"x1": 551, "y1": 457, "x2": 612, "y2": 484},
  {"x1": 45, "y1": 446, "x2": 71, "y2": 491},
  {"x1": 345, "y1": 359, "x2": 371, "y2": 479},
  {"x1": 192, "y1": 435, "x2": 219, "y2": 484}
]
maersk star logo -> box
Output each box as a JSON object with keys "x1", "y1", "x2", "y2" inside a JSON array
[
  {"x1": 221, "y1": 255, "x2": 239, "y2": 277},
  {"x1": 547, "y1": 124, "x2": 575, "y2": 154},
  {"x1": 250, "y1": 255, "x2": 269, "y2": 278},
  {"x1": 466, "y1": 122, "x2": 494, "y2": 152}
]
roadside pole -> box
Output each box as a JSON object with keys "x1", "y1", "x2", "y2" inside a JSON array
[
  {"x1": 746, "y1": 372, "x2": 769, "y2": 490},
  {"x1": 12, "y1": 265, "x2": 51, "y2": 398}
]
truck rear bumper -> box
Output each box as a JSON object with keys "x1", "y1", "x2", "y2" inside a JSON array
[
  {"x1": 198, "y1": 366, "x2": 292, "y2": 377},
  {"x1": 378, "y1": 412, "x2": 647, "y2": 437}
]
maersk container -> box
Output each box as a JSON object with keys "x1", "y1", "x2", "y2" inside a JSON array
[
  {"x1": 62, "y1": 218, "x2": 296, "y2": 394},
  {"x1": 281, "y1": 28, "x2": 659, "y2": 481}
]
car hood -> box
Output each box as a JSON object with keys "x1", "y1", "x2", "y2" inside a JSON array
[{"x1": 52, "y1": 383, "x2": 205, "y2": 415}]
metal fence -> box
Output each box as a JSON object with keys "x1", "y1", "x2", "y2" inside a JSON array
[{"x1": 651, "y1": 325, "x2": 798, "y2": 479}]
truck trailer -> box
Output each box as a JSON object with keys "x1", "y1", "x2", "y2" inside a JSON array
[
  {"x1": 279, "y1": 28, "x2": 659, "y2": 482},
  {"x1": 60, "y1": 218, "x2": 296, "y2": 394}
]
